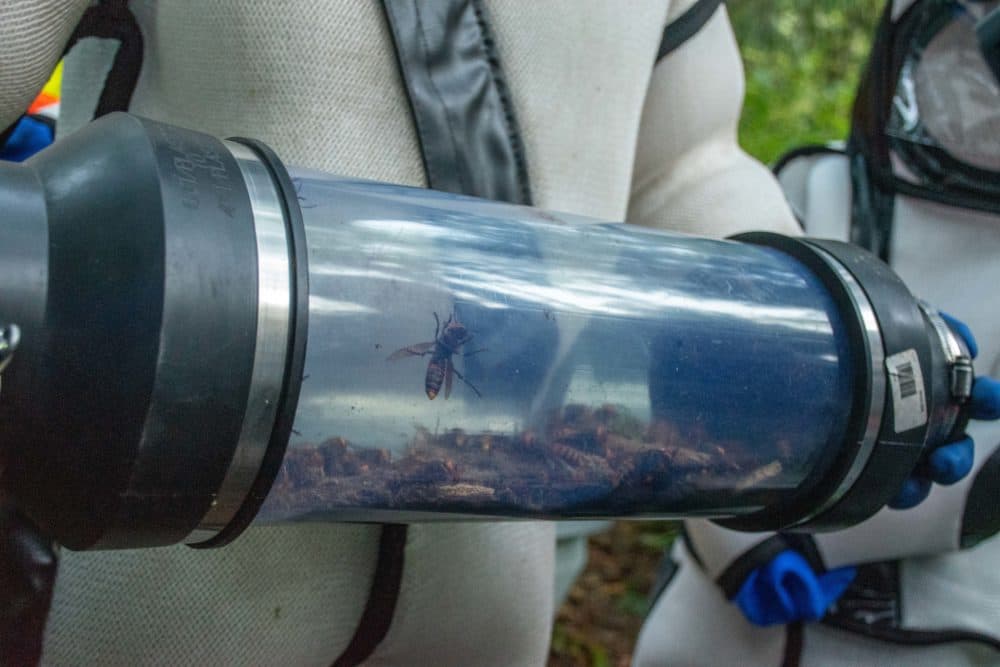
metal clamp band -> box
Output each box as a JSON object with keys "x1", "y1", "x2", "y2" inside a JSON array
[
  {"x1": 920, "y1": 303, "x2": 973, "y2": 402},
  {"x1": 791, "y1": 246, "x2": 887, "y2": 526},
  {"x1": 920, "y1": 303, "x2": 972, "y2": 445},
  {"x1": 718, "y1": 233, "x2": 898, "y2": 531},
  {"x1": 186, "y1": 142, "x2": 292, "y2": 543}
]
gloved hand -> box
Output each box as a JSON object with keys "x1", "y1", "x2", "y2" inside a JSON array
[
  {"x1": 735, "y1": 313, "x2": 1000, "y2": 627},
  {"x1": 0, "y1": 115, "x2": 54, "y2": 163},
  {"x1": 888, "y1": 312, "x2": 1000, "y2": 509}
]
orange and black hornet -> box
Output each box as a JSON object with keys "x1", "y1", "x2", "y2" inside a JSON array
[{"x1": 388, "y1": 312, "x2": 484, "y2": 399}]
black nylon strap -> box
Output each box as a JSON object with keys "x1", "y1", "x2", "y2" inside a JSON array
[
  {"x1": 770, "y1": 145, "x2": 846, "y2": 231},
  {"x1": 781, "y1": 621, "x2": 804, "y2": 667},
  {"x1": 381, "y1": 0, "x2": 532, "y2": 204},
  {"x1": 823, "y1": 560, "x2": 1000, "y2": 652},
  {"x1": 0, "y1": 504, "x2": 58, "y2": 667},
  {"x1": 331, "y1": 524, "x2": 410, "y2": 667},
  {"x1": 783, "y1": 534, "x2": 826, "y2": 573},
  {"x1": 0, "y1": 120, "x2": 19, "y2": 151},
  {"x1": 680, "y1": 526, "x2": 706, "y2": 569},
  {"x1": 707, "y1": 532, "x2": 826, "y2": 600},
  {"x1": 772, "y1": 144, "x2": 845, "y2": 178},
  {"x1": 62, "y1": 0, "x2": 142, "y2": 118},
  {"x1": 825, "y1": 561, "x2": 901, "y2": 631},
  {"x1": 823, "y1": 624, "x2": 1000, "y2": 652},
  {"x1": 716, "y1": 534, "x2": 792, "y2": 599},
  {"x1": 647, "y1": 551, "x2": 681, "y2": 610},
  {"x1": 847, "y1": 1, "x2": 916, "y2": 261},
  {"x1": 1, "y1": 1, "x2": 140, "y2": 155},
  {"x1": 656, "y1": 0, "x2": 724, "y2": 62}
]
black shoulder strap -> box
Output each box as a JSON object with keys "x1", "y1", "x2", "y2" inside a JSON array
[
  {"x1": 0, "y1": 504, "x2": 58, "y2": 667},
  {"x1": 330, "y1": 524, "x2": 409, "y2": 667},
  {"x1": 62, "y1": 0, "x2": 143, "y2": 119},
  {"x1": 1, "y1": 0, "x2": 141, "y2": 148},
  {"x1": 382, "y1": 0, "x2": 532, "y2": 204},
  {"x1": 656, "y1": 0, "x2": 725, "y2": 62}
]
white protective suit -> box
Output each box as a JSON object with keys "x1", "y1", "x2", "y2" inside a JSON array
[
  {"x1": 0, "y1": 1, "x2": 798, "y2": 665},
  {"x1": 634, "y1": 1, "x2": 1000, "y2": 663},
  {"x1": 633, "y1": 154, "x2": 1000, "y2": 667}
]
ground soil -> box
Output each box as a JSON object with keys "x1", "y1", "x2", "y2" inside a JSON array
[{"x1": 548, "y1": 521, "x2": 678, "y2": 667}]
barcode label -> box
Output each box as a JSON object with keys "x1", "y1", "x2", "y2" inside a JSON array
[
  {"x1": 886, "y1": 349, "x2": 927, "y2": 433},
  {"x1": 897, "y1": 362, "x2": 917, "y2": 398}
]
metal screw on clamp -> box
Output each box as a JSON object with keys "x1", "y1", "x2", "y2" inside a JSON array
[
  {"x1": 0, "y1": 324, "x2": 21, "y2": 396},
  {"x1": 951, "y1": 355, "x2": 974, "y2": 404}
]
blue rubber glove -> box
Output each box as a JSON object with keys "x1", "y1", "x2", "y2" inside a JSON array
[
  {"x1": 0, "y1": 115, "x2": 54, "y2": 163},
  {"x1": 734, "y1": 550, "x2": 856, "y2": 626},
  {"x1": 735, "y1": 313, "x2": 1000, "y2": 627},
  {"x1": 888, "y1": 313, "x2": 1000, "y2": 509}
]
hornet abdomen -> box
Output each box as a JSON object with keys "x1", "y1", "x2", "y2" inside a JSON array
[{"x1": 425, "y1": 351, "x2": 448, "y2": 399}]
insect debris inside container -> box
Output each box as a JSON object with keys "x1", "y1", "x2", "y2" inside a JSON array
[{"x1": 260, "y1": 404, "x2": 792, "y2": 522}]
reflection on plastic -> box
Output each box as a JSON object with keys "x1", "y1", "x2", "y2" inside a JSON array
[{"x1": 887, "y1": 0, "x2": 1000, "y2": 170}]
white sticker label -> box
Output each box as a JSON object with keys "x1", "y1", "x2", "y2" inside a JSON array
[{"x1": 885, "y1": 348, "x2": 927, "y2": 433}]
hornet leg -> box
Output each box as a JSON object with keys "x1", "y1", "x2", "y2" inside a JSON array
[{"x1": 450, "y1": 366, "x2": 483, "y2": 398}]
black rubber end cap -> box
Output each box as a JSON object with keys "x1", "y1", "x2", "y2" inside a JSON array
[{"x1": 0, "y1": 114, "x2": 259, "y2": 549}]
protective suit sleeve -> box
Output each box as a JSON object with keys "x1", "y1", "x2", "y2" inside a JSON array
[
  {"x1": 627, "y1": 2, "x2": 801, "y2": 240},
  {"x1": 0, "y1": 2, "x2": 88, "y2": 131}
]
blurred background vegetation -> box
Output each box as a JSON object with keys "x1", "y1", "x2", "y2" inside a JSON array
[
  {"x1": 550, "y1": 2, "x2": 882, "y2": 665},
  {"x1": 732, "y1": 0, "x2": 882, "y2": 163}
]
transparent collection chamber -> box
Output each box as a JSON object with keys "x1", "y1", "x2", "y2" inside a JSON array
[
  {"x1": 7, "y1": 115, "x2": 964, "y2": 549},
  {"x1": 255, "y1": 173, "x2": 856, "y2": 524}
]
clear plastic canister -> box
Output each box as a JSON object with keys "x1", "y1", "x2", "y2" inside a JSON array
[
  {"x1": 255, "y1": 172, "x2": 855, "y2": 524},
  {"x1": 0, "y1": 115, "x2": 963, "y2": 549}
]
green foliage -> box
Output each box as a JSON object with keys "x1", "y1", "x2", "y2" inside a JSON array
[
  {"x1": 729, "y1": 0, "x2": 883, "y2": 163},
  {"x1": 636, "y1": 523, "x2": 679, "y2": 552},
  {"x1": 616, "y1": 589, "x2": 651, "y2": 618},
  {"x1": 551, "y1": 624, "x2": 612, "y2": 667}
]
